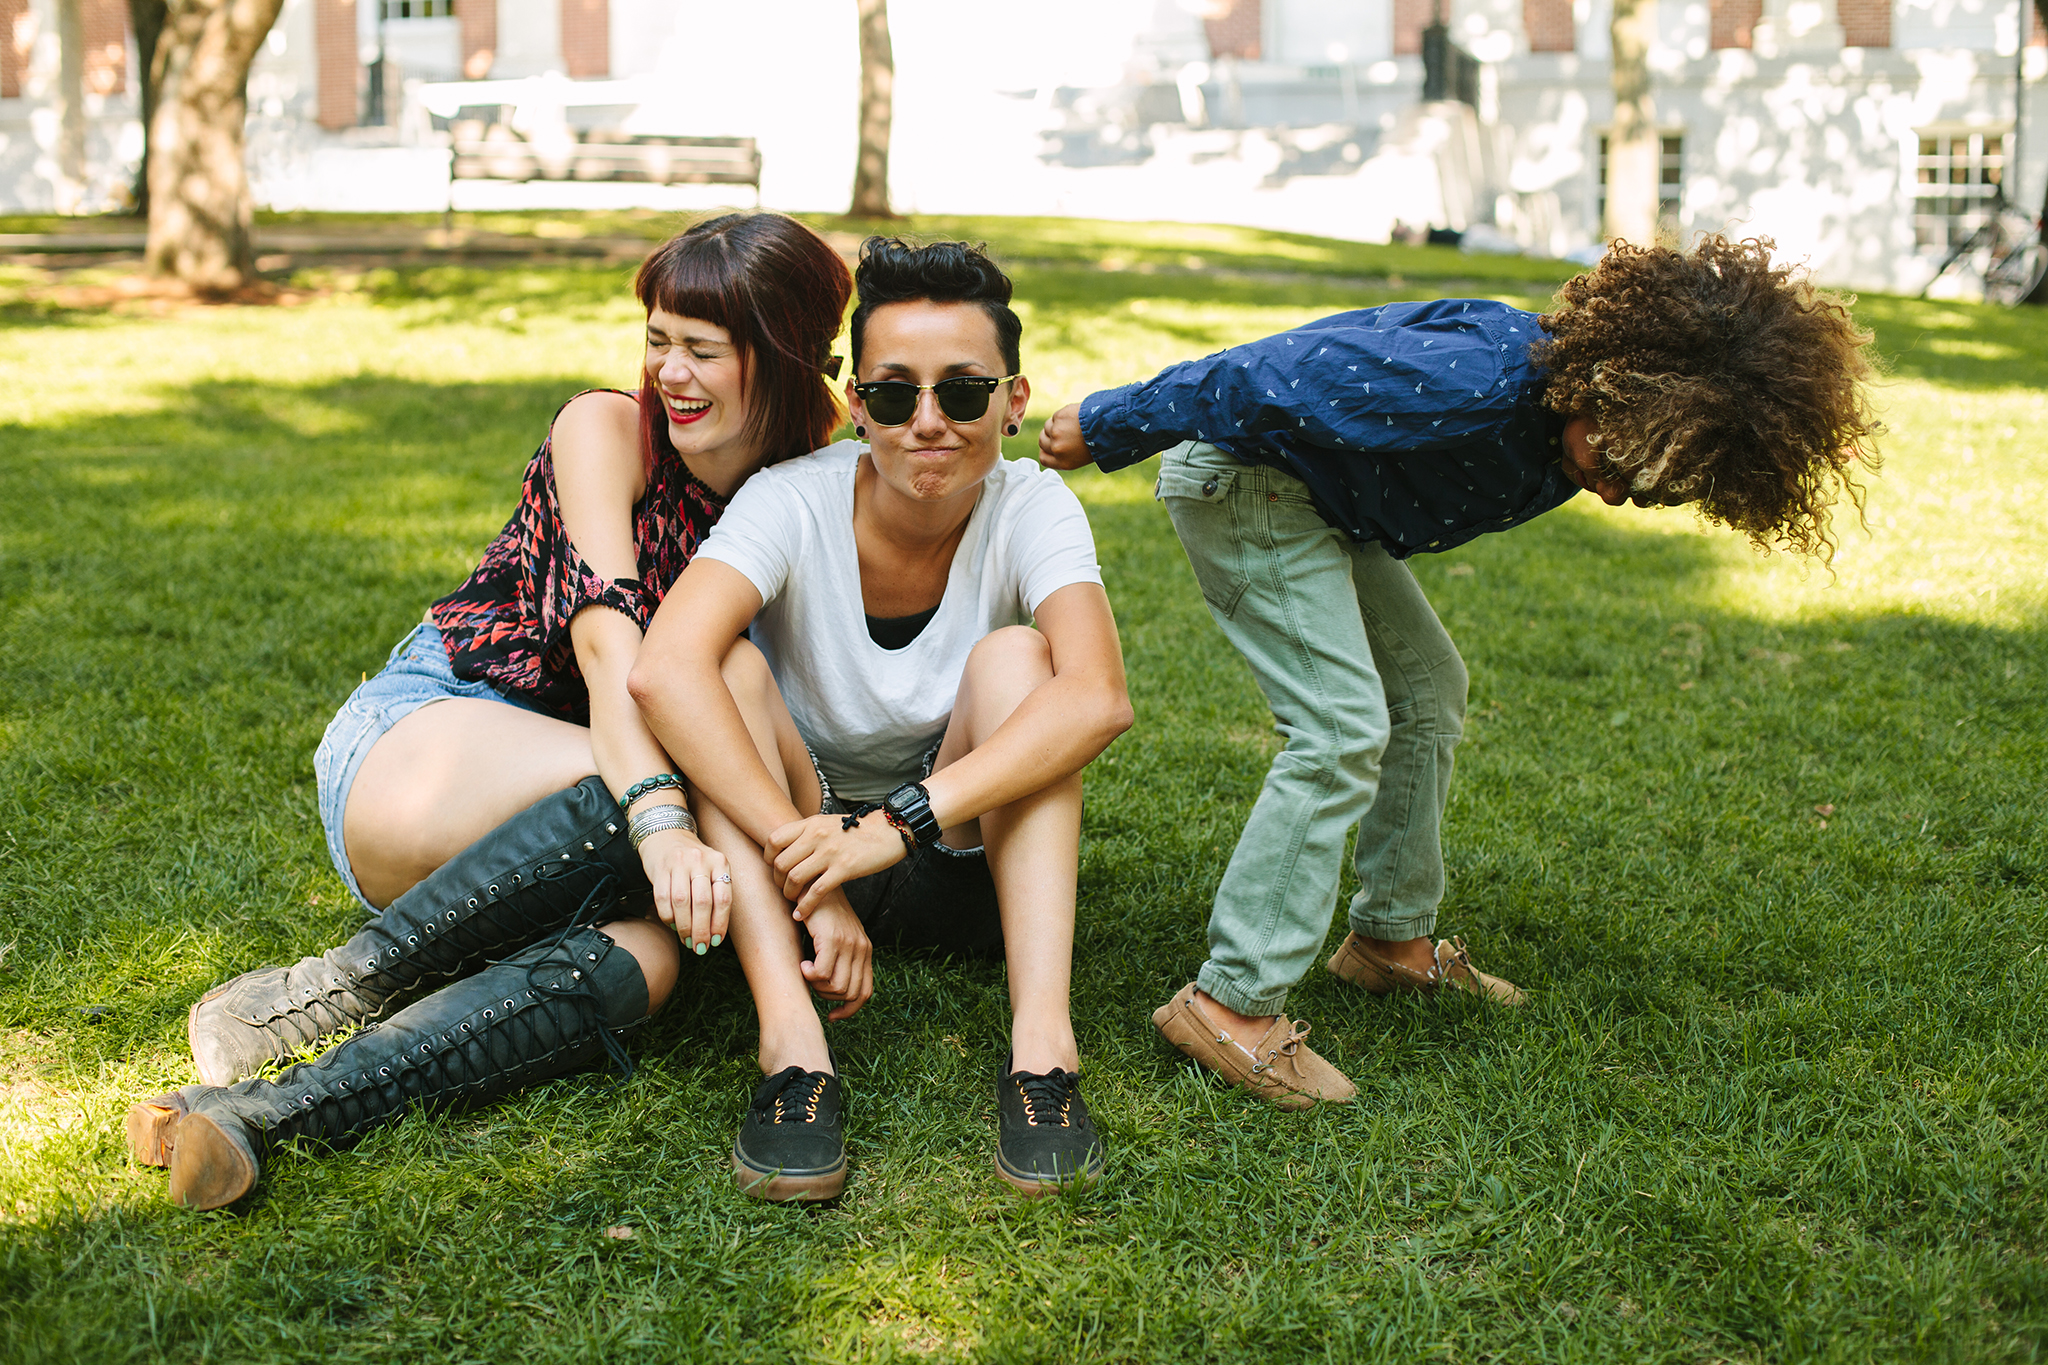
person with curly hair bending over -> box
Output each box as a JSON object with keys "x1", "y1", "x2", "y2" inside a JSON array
[
  {"x1": 1037, "y1": 235, "x2": 1880, "y2": 1109},
  {"x1": 128, "y1": 213, "x2": 853, "y2": 1210},
  {"x1": 630, "y1": 238, "x2": 1133, "y2": 1200}
]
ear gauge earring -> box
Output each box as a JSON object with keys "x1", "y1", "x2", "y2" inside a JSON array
[
  {"x1": 855, "y1": 424, "x2": 867, "y2": 438},
  {"x1": 1005, "y1": 423, "x2": 1019, "y2": 437}
]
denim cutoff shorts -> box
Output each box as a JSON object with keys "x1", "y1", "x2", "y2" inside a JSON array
[{"x1": 313, "y1": 621, "x2": 547, "y2": 911}]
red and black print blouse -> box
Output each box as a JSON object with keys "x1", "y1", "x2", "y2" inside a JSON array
[{"x1": 429, "y1": 392, "x2": 725, "y2": 724}]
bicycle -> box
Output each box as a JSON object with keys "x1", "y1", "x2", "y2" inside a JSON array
[{"x1": 1923, "y1": 193, "x2": 2048, "y2": 306}]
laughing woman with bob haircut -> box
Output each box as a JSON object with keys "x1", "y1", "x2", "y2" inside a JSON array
[
  {"x1": 630, "y1": 238, "x2": 1134, "y2": 1201},
  {"x1": 128, "y1": 213, "x2": 851, "y2": 1210}
]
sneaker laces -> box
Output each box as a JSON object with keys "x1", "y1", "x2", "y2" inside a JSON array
[
  {"x1": 754, "y1": 1067, "x2": 831, "y2": 1125},
  {"x1": 1013, "y1": 1068, "x2": 1077, "y2": 1128}
]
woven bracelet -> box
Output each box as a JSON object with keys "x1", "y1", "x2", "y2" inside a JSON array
[{"x1": 621, "y1": 773, "x2": 685, "y2": 810}]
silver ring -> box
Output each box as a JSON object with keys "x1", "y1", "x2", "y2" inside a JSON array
[{"x1": 714, "y1": 873, "x2": 732, "y2": 883}]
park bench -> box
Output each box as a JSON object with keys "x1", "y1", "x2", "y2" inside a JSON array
[{"x1": 446, "y1": 112, "x2": 761, "y2": 200}]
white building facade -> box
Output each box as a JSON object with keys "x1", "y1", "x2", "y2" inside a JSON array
[{"x1": 2, "y1": 0, "x2": 2042, "y2": 293}]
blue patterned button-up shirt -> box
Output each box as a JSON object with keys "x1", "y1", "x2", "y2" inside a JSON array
[{"x1": 1076, "y1": 299, "x2": 1578, "y2": 558}]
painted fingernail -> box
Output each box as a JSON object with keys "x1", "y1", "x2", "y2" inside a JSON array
[
  {"x1": 710, "y1": 934, "x2": 722, "y2": 947},
  {"x1": 694, "y1": 941, "x2": 707, "y2": 956}
]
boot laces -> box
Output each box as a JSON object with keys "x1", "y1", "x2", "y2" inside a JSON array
[
  {"x1": 1014, "y1": 1069, "x2": 1076, "y2": 1128},
  {"x1": 516, "y1": 859, "x2": 634, "y2": 1080}
]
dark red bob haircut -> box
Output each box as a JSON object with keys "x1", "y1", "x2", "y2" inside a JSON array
[{"x1": 632, "y1": 212, "x2": 852, "y2": 478}]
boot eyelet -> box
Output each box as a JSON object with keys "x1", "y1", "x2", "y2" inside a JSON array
[
  {"x1": 561, "y1": 853, "x2": 572, "y2": 861},
  {"x1": 511, "y1": 874, "x2": 522, "y2": 885},
  {"x1": 405, "y1": 935, "x2": 419, "y2": 946},
  {"x1": 460, "y1": 1023, "x2": 471, "y2": 1032},
  {"x1": 605, "y1": 823, "x2": 617, "y2": 835},
  {"x1": 503, "y1": 999, "x2": 515, "y2": 1009},
  {"x1": 571, "y1": 970, "x2": 582, "y2": 980},
  {"x1": 378, "y1": 1067, "x2": 391, "y2": 1077},
  {"x1": 488, "y1": 885, "x2": 499, "y2": 895},
  {"x1": 466, "y1": 898, "x2": 479, "y2": 909},
  {"x1": 583, "y1": 841, "x2": 595, "y2": 851},
  {"x1": 482, "y1": 1009, "x2": 494, "y2": 1019},
  {"x1": 387, "y1": 947, "x2": 400, "y2": 957},
  {"x1": 302, "y1": 1095, "x2": 314, "y2": 1105},
  {"x1": 587, "y1": 953, "x2": 597, "y2": 962}
]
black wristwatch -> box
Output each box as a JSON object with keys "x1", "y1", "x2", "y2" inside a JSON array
[{"x1": 881, "y1": 781, "x2": 943, "y2": 848}]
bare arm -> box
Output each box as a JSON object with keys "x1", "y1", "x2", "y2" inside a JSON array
[
  {"x1": 553, "y1": 392, "x2": 730, "y2": 948},
  {"x1": 767, "y1": 580, "x2": 1133, "y2": 916},
  {"x1": 628, "y1": 556, "x2": 875, "y2": 1016},
  {"x1": 628, "y1": 557, "x2": 799, "y2": 846}
]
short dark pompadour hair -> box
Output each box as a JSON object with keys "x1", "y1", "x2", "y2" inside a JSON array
[{"x1": 848, "y1": 237, "x2": 1022, "y2": 375}]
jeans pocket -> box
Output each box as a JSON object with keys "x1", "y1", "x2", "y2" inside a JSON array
[{"x1": 1158, "y1": 463, "x2": 1250, "y2": 618}]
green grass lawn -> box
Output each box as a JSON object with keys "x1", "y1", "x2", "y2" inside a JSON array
[{"x1": 1, "y1": 219, "x2": 2045, "y2": 1363}]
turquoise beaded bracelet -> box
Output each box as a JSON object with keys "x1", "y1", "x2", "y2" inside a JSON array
[{"x1": 621, "y1": 773, "x2": 685, "y2": 810}]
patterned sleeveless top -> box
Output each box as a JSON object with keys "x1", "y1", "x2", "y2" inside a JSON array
[{"x1": 429, "y1": 391, "x2": 726, "y2": 724}]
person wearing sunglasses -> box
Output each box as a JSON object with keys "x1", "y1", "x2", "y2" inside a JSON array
[
  {"x1": 630, "y1": 237, "x2": 1133, "y2": 1200},
  {"x1": 1036, "y1": 235, "x2": 1879, "y2": 1111}
]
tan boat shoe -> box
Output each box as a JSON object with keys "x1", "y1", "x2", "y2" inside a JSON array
[
  {"x1": 1326, "y1": 932, "x2": 1527, "y2": 1006},
  {"x1": 1151, "y1": 983, "x2": 1357, "y2": 1111}
]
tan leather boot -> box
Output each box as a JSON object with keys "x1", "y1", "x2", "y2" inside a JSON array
[
  {"x1": 1151, "y1": 983, "x2": 1357, "y2": 1110},
  {"x1": 1326, "y1": 933, "x2": 1527, "y2": 1005}
]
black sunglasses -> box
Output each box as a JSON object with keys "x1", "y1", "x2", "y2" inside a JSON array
[{"x1": 852, "y1": 374, "x2": 1022, "y2": 427}]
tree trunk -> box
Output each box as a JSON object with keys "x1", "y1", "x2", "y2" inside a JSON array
[
  {"x1": 2027, "y1": 0, "x2": 2048, "y2": 303},
  {"x1": 129, "y1": 0, "x2": 168, "y2": 217},
  {"x1": 144, "y1": 0, "x2": 285, "y2": 293},
  {"x1": 54, "y1": 0, "x2": 88, "y2": 212},
  {"x1": 1604, "y1": 0, "x2": 1659, "y2": 246},
  {"x1": 849, "y1": 0, "x2": 894, "y2": 218}
]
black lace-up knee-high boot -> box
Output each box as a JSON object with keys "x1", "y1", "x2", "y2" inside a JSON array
[
  {"x1": 188, "y1": 777, "x2": 648, "y2": 1086},
  {"x1": 132, "y1": 923, "x2": 648, "y2": 1210}
]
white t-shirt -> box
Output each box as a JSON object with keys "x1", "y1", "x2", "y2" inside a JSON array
[{"x1": 696, "y1": 441, "x2": 1104, "y2": 801}]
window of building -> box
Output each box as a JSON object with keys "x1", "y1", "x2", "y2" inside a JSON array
[
  {"x1": 381, "y1": 0, "x2": 453, "y2": 18},
  {"x1": 1597, "y1": 134, "x2": 1684, "y2": 233},
  {"x1": 1914, "y1": 130, "x2": 2008, "y2": 250}
]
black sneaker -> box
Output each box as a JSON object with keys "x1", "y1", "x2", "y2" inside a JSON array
[
  {"x1": 732, "y1": 1065, "x2": 847, "y2": 1202},
  {"x1": 995, "y1": 1056, "x2": 1104, "y2": 1196}
]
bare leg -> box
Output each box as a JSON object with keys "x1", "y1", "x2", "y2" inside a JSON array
[
  {"x1": 690, "y1": 640, "x2": 834, "y2": 1076},
  {"x1": 343, "y1": 698, "x2": 597, "y2": 908},
  {"x1": 603, "y1": 917, "x2": 683, "y2": 1013},
  {"x1": 933, "y1": 627, "x2": 1082, "y2": 1076}
]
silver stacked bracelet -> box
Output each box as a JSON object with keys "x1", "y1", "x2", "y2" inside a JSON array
[{"x1": 628, "y1": 803, "x2": 699, "y2": 848}]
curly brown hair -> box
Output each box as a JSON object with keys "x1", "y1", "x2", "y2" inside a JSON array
[{"x1": 1533, "y1": 234, "x2": 1880, "y2": 558}]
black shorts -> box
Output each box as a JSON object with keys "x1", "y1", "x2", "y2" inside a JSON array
[{"x1": 812, "y1": 746, "x2": 1003, "y2": 960}]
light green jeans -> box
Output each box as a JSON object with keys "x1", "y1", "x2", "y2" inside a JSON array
[{"x1": 1159, "y1": 443, "x2": 1468, "y2": 1018}]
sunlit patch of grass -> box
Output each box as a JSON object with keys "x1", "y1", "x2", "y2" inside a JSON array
[{"x1": 1, "y1": 218, "x2": 2044, "y2": 1362}]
